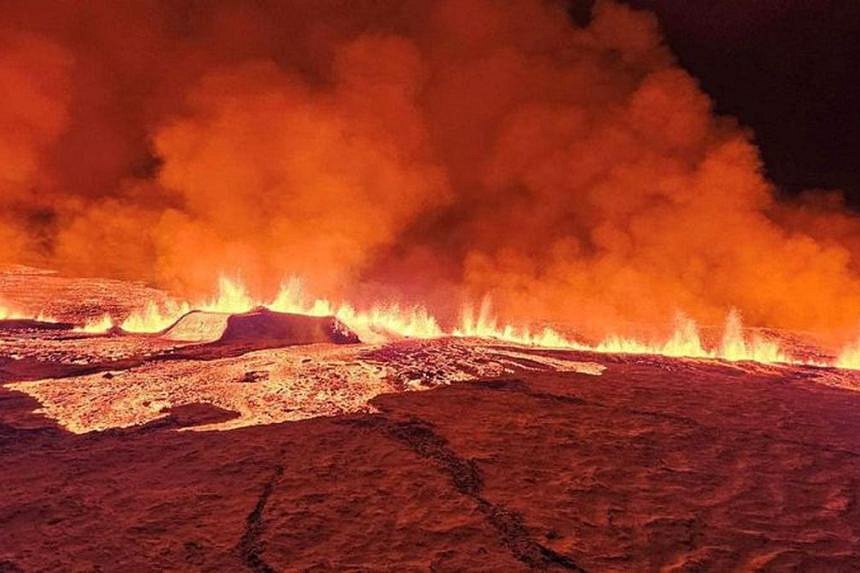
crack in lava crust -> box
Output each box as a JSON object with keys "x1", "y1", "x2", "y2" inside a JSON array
[
  {"x1": 347, "y1": 415, "x2": 587, "y2": 571},
  {"x1": 236, "y1": 463, "x2": 284, "y2": 573}
]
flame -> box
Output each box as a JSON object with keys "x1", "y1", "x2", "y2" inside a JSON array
[
  {"x1": 121, "y1": 300, "x2": 190, "y2": 333},
  {"x1": 112, "y1": 275, "x2": 831, "y2": 368},
  {"x1": 0, "y1": 302, "x2": 28, "y2": 321},
  {"x1": 454, "y1": 296, "x2": 583, "y2": 349},
  {"x1": 719, "y1": 309, "x2": 789, "y2": 363},
  {"x1": 200, "y1": 276, "x2": 257, "y2": 314},
  {"x1": 103, "y1": 273, "x2": 860, "y2": 371},
  {"x1": 75, "y1": 313, "x2": 114, "y2": 333},
  {"x1": 0, "y1": 269, "x2": 850, "y2": 371},
  {"x1": 835, "y1": 340, "x2": 860, "y2": 370},
  {"x1": 0, "y1": 298, "x2": 56, "y2": 323},
  {"x1": 269, "y1": 278, "x2": 443, "y2": 341},
  {"x1": 455, "y1": 301, "x2": 799, "y2": 364},
  {"x1": 594, "y1": 314, "x2": 710, "y2": 358},
  {"x1": 117, "y1": 276, "x2": 443, "y2": 343},
  {"x1": 332, "y1": 304, "x2": 443, "y2": 343},
  {"x1": 592, "y1": 311, "x2": 789, "y2": 362}
]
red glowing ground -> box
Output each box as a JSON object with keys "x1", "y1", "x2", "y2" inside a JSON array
[
  {"x1": 3, "y1": 355, "x2": 860, "y2": 571},
  {"x1": 1, "y1": 271, "x2": 859, "y2": 570}
]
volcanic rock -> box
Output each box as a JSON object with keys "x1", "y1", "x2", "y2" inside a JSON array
[
  {"x1": 3, "y1": 352, "x2": 859, "y2": 570},
  {"x1": 161, "y1": 307, "x2": 360, "y2": 346},
  {"x1": 160, "y1": 311, "x2": 231, "y2": 343}
]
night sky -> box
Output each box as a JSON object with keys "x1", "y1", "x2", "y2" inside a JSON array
[{"x1": 622, "y1": 0, "x2": 860, "y2": 205}]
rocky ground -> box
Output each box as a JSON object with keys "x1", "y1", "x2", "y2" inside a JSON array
[
  {"x1": 1, "y1": 270, "x2": 859, "y2": 571},
  {"x1": 2, "y1": 344, "x2": 859, "y2": 570}
]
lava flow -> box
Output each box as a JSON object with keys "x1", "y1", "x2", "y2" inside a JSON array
[
  {"x1": 3, "y1": 0, "x2": 860, "y2": 569},
  {"x1": 40, "y1": 274, "x2": 839, "y2": 369}
]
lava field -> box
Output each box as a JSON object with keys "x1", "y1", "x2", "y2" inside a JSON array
[{"x1": 1, "y1": 270, "x2": 859, "y2": 571}]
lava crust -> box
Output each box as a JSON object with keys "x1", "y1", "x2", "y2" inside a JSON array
[
  {"x1": 2, "y1": 355, "x2": 859, "y2": 570},
  {"x1": 1, "y1": 272, "x2": 859, "y2": 570}
]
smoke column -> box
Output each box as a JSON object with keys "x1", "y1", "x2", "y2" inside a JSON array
[{"x1": 2, "y1": 0, "x2": 860, "y2": 343}]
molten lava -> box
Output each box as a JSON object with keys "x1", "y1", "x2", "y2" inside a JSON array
[
  {"x1": 3, "y1": 0, "x2": 860, "y2": 353},
  {"x1": 118, "y1": 276, "x2": 443, "y2": 343},
  {"x1": 0, "y1": 300, "x2": 26, "y2": 321},
  {"x1": 19, "y1": 274, "x2": 832, "y2": 369},
  {"x1": 5, "y1": 271, "x2": 856, "y2": 369},
  {"x1": 74, "y1": 314, "x2": 114, "y2": 334},
  {"x1": 835, "y1": 340, "x2": 860, "y2": 370},
  {"x1": 0, "y1": 297, "x2": 54, "y2": 324}
]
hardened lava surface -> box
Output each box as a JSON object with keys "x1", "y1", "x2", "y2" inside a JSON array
[
  {"x1": 1, "y1": 272, "x2": 859, "y2": 571},
  {"x1": 4, "y1": 336, "x2": 603, "y2": 433},
  {"x1": 2, "y1": 350, "x2": 860, "y2": 571}
]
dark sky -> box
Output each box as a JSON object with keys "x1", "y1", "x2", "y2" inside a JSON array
[{"x1": 618, "y1": 0, "x2": 860, "y2": 205}]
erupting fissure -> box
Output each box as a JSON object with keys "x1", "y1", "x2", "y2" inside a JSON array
[
  {"x1": 3, "y1": 0, "x2": 860, "y2": 373},
  {"x1": 15, "y1": 275, "x2": 851, "y2": 369},
  {"x1": 0, "y1": 299, "x2": 55, "y2": 324}
]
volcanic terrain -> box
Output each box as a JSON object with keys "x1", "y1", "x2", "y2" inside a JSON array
[{"x1": 1, "y1": 270, "x2": 859, "y2": 571}]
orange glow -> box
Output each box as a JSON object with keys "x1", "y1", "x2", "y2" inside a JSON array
[
  {"x1": 120, "y1": 300, "x2": 191, "y2": 333},
  {"x1": 3, "y1": 0, "x2": 860, "y2": 355},
  {"x1": 6, "y1": 273, "x2": 855, "y2": 370},
  {"x1": 75, "y1": 314, "x2": 114, "y2": 333},
  {"x1": 0, "y1": 298, "x2": 55, "y2": 323},
  {"x1": 110, "y1": 275, "x2": 859, "y2": 369},
  {"x1": 835, "y1": 340, "x2": 860, "y2": 370},
  {"x1": 0, "y1": 300, "x2": 28, "y2": 321}
]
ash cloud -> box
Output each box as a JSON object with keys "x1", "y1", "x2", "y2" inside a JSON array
[{"x1": 2, "y1": 0, "x2": 859, "y2": 343}]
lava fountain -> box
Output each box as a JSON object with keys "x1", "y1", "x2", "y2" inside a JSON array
[{"x1": 41, "y1": 274, "x2": 838, "y2": 369}]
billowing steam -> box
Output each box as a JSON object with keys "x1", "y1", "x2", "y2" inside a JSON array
[{"x1": 2, "y1": 0, "x2": 860, "y2": 344}]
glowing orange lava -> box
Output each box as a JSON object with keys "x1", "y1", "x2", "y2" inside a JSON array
[
  {"x1": 74, "y1": 314, "x2": 115, "y2": 334},
  {"x1": 105, "y1": 275, "x2": 851, "y2": 368},
  {"x1": 0, "y1": 300, "x2": 27, "y2": 321},
  {"x1": 0, "y1": 298, "x2": 55, "y2": 323},
  {"x1": 835, "y1": 340, "x2": 860, "y2": 370},
  {"x1": 5, "y1": 275, "x2": 854, "y2": 369}
]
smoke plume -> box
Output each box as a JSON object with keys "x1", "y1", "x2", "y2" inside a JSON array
[{"x1": 2, "y1": 0, "x2": 860, "y2": 343}]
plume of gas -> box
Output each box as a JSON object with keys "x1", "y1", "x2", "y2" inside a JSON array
[{"x1": 5, "y1": 0, "x2": 860, "y2": 349}]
